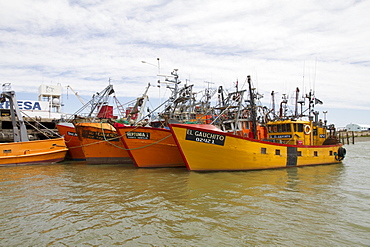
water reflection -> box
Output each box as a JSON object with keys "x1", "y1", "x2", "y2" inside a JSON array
[
  {"x1": 175, "y1": 164, "x2": 347, "y2": 246},
  {"x1": 1, "y1": 151, "x2": 369, "y2": 246}
]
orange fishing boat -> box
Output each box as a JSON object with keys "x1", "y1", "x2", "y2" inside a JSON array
[
  {"x1": 1, "y1": 84, "x2": 68, "y2": 166},
  {"x1": 0, "y1": 138, "x2": 68, "y2": 166},
  {"x1": 57, "y1": 122, "x2": 85, "y2": 160},
  {"x1": 111, "y1": 70, "x2": 212, "y2": 168},
  {"x1": 115, "y1": 125, "x2": 185, "y2": 168},
  {"x1": 74, "y1": 122, "x2": 132, "y2": 165},
  {"x1": 56, "y1": 84, "x2": 118, "y2": 162},
  {"x1": 69, "y1": 83, "x2": 153, "y2": 165}
]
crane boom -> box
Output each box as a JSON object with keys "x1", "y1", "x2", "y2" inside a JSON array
[{"x1": 66, "y1": 85, "x2": 86, "y2": 105}]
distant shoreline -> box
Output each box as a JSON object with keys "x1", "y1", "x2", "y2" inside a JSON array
[{"x1": 343, "y1": 136, "x2": 370, "y2": 144}]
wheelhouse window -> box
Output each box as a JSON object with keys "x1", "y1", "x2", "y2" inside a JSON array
[
  {"x1": 243, "y1": 122, "x2": 251, "y2": 130},
  {"x1": 313, "y1": 128, "x2": 318, "y2": 136},
  {"x1": 280, "y1": 124, "x2": 292, "y2": 132},
  {"x1": 223, "y1": 122, "x2": 233, "y2": 131},
  {"x1": 268, "y1": 125, "x2": 278, "y2": 133}
]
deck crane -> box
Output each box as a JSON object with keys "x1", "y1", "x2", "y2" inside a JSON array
[
  {"x1": 126, "y1": 83, "x2": 151, "y2": 124},
  {"x1": 66, "y1": 85, "x2": 86, "y2": 105}
]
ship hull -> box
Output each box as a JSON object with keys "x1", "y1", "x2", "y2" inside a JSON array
[
  {"x1": 74, "y1": 122, "x2": 132, "y2": 165},
  {"x1": 115, "y1": 126, "x2": 185, "y2": 168},
  {"x1": 0, "y1": 137, "x2": 67, "y2": 166},
  {"x1": 57, "y1": 122, "x2": 86, "y2": 160},
  {"x1": 170, "y1": 124, "x2": 343, "y2": 171}
]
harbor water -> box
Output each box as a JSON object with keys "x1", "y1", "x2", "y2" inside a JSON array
[{"x1": 1, "y1": 142, "x2": 369, "y2": 246}]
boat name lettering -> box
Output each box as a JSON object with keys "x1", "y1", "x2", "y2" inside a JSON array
[
  {"x1": 81, "y1": 130, "x2": 120, "y2": 141},
  {"x1": 126, "y1": 132, "x2": 150, "y2": 140},
  {"x1": 67, "y1": 131, "x2": 78, "y2": 137},
  {"x1": 185, "y1": 129, "x2": 225, "y2": 146},
  {"x1": 270, "y1": 134, "x2": 292, "y2": 139}
]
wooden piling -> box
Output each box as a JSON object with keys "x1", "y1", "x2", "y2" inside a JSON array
[{"x1": 352, "y1": 131, "x2": 355, "y2": 144}]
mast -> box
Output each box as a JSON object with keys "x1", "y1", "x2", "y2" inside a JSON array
[
  {"x1": 233, "y1": 90, "x2": 245, "y2": 135},
  {"x1": 247, "y1": 76, "x2": 258, "y2": 139},
  {"x1": 87, "y1": 84, "x2": 115, "y2": 118},
  {"x1": 279, "y1": 94, "x2": 288, "y2": 119},
  {"x1": 294, "y1": 87, "x2": 300, "y2": 118},
  {"x1": 218, "y1": 86, "x2": 225, "y2": 107},
  {"x1": 271, "y1": 90, "x2": 275, "y2": 119},
  {"x1": 306, "y1": 91, "x2": 314, "y2": 121},
  {"x1": 67, "y1": 84, "x2": 115, "y2": 121}
]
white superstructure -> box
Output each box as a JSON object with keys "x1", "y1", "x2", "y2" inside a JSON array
[{"x1": 0, "y1": 84, "x2": 64, "y2": 119}]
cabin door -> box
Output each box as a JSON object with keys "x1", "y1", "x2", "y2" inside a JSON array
[{"x1": 286, "y1": 147, "x2": 297, "y2": 167}]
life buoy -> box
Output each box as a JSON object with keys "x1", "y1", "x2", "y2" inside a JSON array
[
  {"x1": 304, "y1": 125, "x2": 311, "y2": 135},
  {"x1": 335, "y1": 146, "x2": 346, "y2": 161}
]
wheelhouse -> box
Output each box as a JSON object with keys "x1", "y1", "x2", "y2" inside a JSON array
[{"x1": 266, "y1": 120, "x2": 328, "y2": 146}]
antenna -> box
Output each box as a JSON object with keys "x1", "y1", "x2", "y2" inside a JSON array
[
  {"x1": 313, "y1": 58, "x2": 317, "y2": 93},
  {"x1": 204, "y1": 81, "x2": 214, "y2": 89},
  {"x1": 302, "y1": 61, "x2": 305, "y2": 98}
]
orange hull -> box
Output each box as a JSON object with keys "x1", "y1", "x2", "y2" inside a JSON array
[
  {"x1": 74, "y1": 122, "x2": 132, "y2": 165},
  {"x1": 57, "y1": 122, "x2": 86, "y2": 160},
  {"x1": 115, "y1": 126, "x2": 185, "y2": 168},
  {"x1": 0, "y1": 137, "x2": 68, "y2": 166}
]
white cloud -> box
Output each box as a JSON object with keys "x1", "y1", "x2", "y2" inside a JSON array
[{"x1": 0, "y1": 0, "x2": 369, "y2": 125}]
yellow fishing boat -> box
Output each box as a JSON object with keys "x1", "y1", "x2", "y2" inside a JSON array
[
  {"x1": 170, "y1": 121, "x2": 345, "y2": 171},
  {"x1": 169, "y1": 76, "x2": 346, "y2": 171},
  {"x1": 0, "y1": 83, "x2": 67, "y2": 166}
]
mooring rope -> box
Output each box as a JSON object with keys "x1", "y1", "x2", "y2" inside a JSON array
[
  {"x1": 100, "y1": 122, "x2": 173, "y2": 151},
  {"x1": 66, "y1": 123, "x2": 172, "y2": 151}
]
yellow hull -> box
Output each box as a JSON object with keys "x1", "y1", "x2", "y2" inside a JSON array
[
  {"x1": 74, "y1": 122, "x2": 132, "y2": 165},
  {"x1": 0, "y1": 137, "x2": 68, "y2": 166},
  {"x1": 170, "y1": 124, "x2": 343, "y2": 171}
]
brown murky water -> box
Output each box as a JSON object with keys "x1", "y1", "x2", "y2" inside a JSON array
[{"x1": 1, "y1": 142, "x2": 369, "y2": 246}]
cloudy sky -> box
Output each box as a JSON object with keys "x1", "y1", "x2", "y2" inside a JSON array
[{"x1": 1, "y1": 0, "x2": 369, "y2": 127}]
